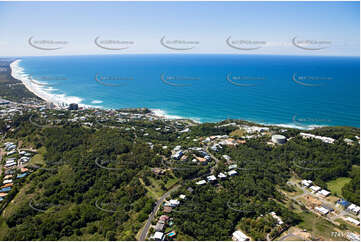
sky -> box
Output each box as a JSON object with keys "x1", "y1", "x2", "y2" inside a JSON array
[{"x1": 0, "y1": 1, "x2": 359, "y2": 56}]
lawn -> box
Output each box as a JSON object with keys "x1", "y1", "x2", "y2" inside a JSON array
[
  {"x1": 297, "y1": 211, "x2": 342, "y2": 241},
  {"x1": 326, "y1": 177, "x2": 351, "y2": 197}
]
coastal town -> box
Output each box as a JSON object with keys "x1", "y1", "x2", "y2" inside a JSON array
[{"x1": 0, "y1": 95, "x2": 360, "y2": 241}]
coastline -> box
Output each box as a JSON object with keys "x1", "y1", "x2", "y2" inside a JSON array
[
  {"x1": 9, "y1": 59, "x2": 330, "y2": 130},
  {"x1": 10, "y1": 59, "x2": 84, "y2": 108}
]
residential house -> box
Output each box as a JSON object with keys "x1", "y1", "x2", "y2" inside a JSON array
[{"x1": 232, "y1": 230, "x2": 250, "y2": 241}]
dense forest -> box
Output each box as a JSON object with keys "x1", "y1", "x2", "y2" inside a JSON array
[{"x1": 0, "y1": 114, "x2": 359, "y2": 240}]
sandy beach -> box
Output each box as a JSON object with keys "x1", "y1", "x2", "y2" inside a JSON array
[{"x1": 10, "y1": 59, "x2": 84, "y2": 108}]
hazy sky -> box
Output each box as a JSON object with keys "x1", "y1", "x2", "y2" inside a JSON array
[{"x1": 0, "y1": 1, "x2": 359, "y2": 56}]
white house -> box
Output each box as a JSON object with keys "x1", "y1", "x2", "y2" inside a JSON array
[
  {"x1": 207, "y1": 175, "x2": 217, "y2": 183},
  {"x1": 218, "y1": 172, "x2": 227, "y2": 179},
  {"x1": 310, "y1": 185, "x2": 321, "y2": 193},
  {"x1": 301, "y1": 179, "x2": 312, "y2": 187},
  {"x1": 153, "y1": 231, "x2": 164, "y2": 241},
  {"x1": 169, "y1": 199, "x2": 180, "y2": 207},
  {"x1": 317, "y1": 189, "x2": 331, "y2": 197},
  {"x1": 345, "y1": 217, "x2": 360, "y2": 226},
  {"x1": 228, "y1": 170, "x2": 238, "y2": 176},
  {"x1": 232, "y1": 230, "x2": 250, "y2": 241},
  {"x1": 315, "y1": 206, "x2": 329, "y2": 215},
  {"x1": 347, "y1": 204, "x2": 360, "y2": 215},
  {"x1": 196, "y1": 180, "x2": 207, "y2": 185}
]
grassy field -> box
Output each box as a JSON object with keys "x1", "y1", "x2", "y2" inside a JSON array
[
  {"x1": 296, "y1": 211, "x2": 343, "y2": 241},
  {"x1": 326, "y1": 177, "x2": 351, "y2": 197},
  {"x1": 334, "y1": 218, "x2": 360, "y2": 233}
]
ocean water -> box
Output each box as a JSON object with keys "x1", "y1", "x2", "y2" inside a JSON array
[{"x1": 13, "y1": 55, "x2": 360, "y2": 128}]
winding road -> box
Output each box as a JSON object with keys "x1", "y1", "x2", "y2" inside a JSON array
[{"x1": 139, "y1": 184, "x2": 180, "y2": 241}]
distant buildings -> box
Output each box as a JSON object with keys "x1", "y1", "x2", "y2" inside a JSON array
[
  {"x1": 299, "y1": 132, "x2": 335, "y2": 144},
  {"x1": 0, "y1": 99, "x2": 10, "y2": 105},
  {"x1": 301, "y1": 179, "x2": 312, "y2": 187},
  {"x1": 317, "y1": 189, "x2": 331, "y2": 197},
  {"x1": 228, "y1": 170, "x2": 238, "y2": 176},
  {"x1": 344, "y1": 217, "x2": 360, "y2": 226},
  {"x1": 68, "y1": 103, "x2": 79, "y2": 110},
  {"x1": 347, "y1": 204, "x2": 360, "y2": 215},
  {"x1": 310, "y1": 185, "x2": 321, "y2": 193},
  {"x1": 271, "y1": 134, "x2": 287, "y2": 144},
  {"x1": 315, "y1": 206, "x2": 329, "y2": 215}
]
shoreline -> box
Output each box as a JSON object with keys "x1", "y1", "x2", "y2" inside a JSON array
[
  {"x1": 10, "y1": 59, "x2": 87, "y2": 109},
  {"x1": 9, "y1": 59, "x2": 333, "y2": 130}
]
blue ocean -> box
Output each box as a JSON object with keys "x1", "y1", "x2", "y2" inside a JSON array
[{"x1": 15, "y1": 55, "x2": 360, "y2": 128}]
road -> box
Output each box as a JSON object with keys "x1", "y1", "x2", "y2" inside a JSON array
[
  {"x1": 139, "y1": 185, "x2": 180, "y2": 241},
  {"x1": 206, "y1": 146, "x2": 220, "y2": 174}
]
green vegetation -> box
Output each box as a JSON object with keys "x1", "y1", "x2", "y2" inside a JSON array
[
  {"x1": 327, "y1": 177, "x2": 352, "y2": 197},
  {"x1": 0, "y1": 59, "x2": 42, "y2": 103},
  {"x1": 342, "y1": 166, "x2": 360, "y2": 205},
  {"x1": 0, "y1": 111, "x2": 359, "y2": 241}
]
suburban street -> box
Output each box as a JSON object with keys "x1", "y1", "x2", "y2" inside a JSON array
[{"x1": 138, "y1": 185, "x2": 181, "y2": 241}]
